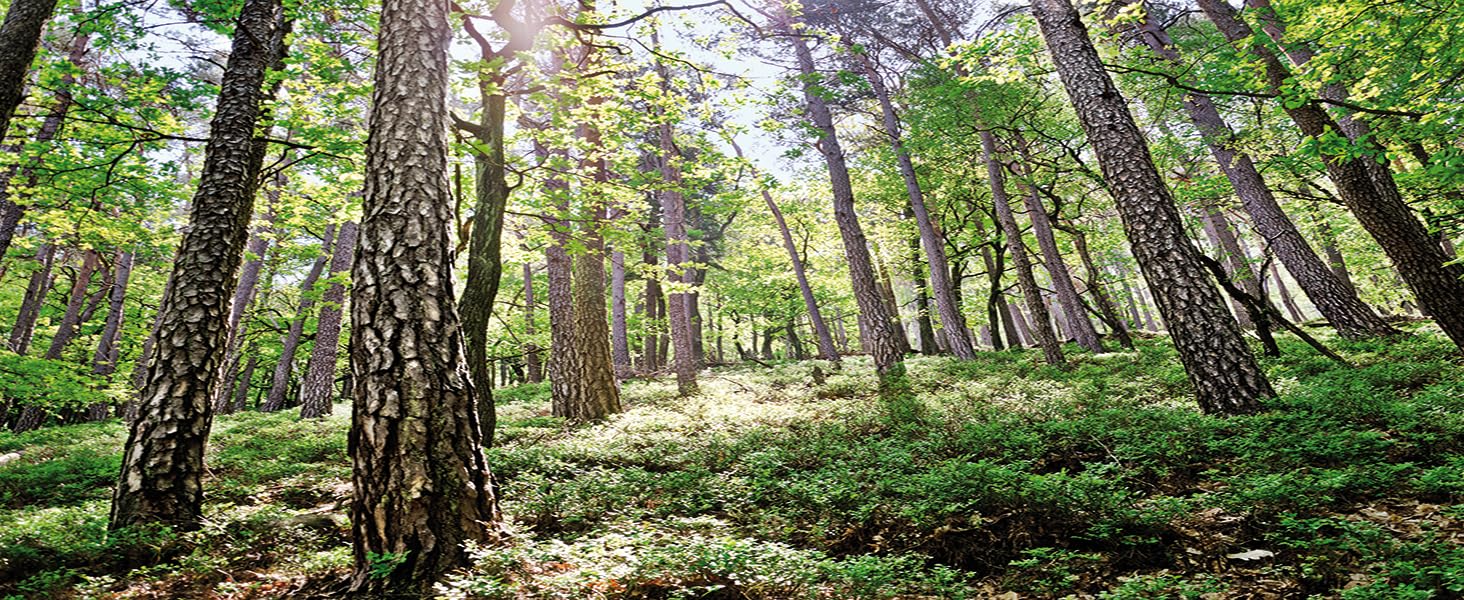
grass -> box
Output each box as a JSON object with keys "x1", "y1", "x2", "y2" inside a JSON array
[{"x1": 1, "y1": 327, "x2": 1462, "y2": 598}]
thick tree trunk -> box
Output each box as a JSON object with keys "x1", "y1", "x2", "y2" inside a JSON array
[
  {"x1": 1121, "y1": 1, "x2": 1392, "y2": 339},
  {"x1": 298, "y1": 221, "x2": 356, "y2": 419},
  {"x1": 1031, "y1": 0, "x2": 1273, "y2": 413},
  {"x1": 982, "y1": 130, "x2": 1066, "y2": 366},
  {"x1": 0, "y1": 0, "x2": 59, "y2": 140},
  {"x1": 787, "y1": 24, "x2": 904, "y2": 386},
  {"x1": 1198, "y1": 0, "x2": 1464, "y2": 352},
  {"x1": 111, "y1": 0, "x2": 290, "y2": 530},
  {"x1": 261, "y1": 225, "x2": 334, "y2": 412},
  {"x1": 8, "y1": 244, "x2": 55, "y2": 354},
  {"x1": 348, "y1": 0, "x2": 500, "y2": 587},
  {"x1": 855, "y1": 48, "x2": 975, "y2": 358}
]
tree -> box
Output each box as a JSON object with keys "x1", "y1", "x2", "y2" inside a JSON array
[
  {"x1": 298, "y1": 221, "x2": 355, "y2": 419},
  {"x1": 346, "y1": 0, "x2": 500, "y2": 588},
  {"x1": 261, "y1": 225, "x2": 334, "y2": 412},
  {"x1": 0, "y1": 0, "x2": 59, "y2": 140},
  {"x1": 110, "y1": 0, "x2": 289, "y2": 530},
  {"x1": 1028, "y1": 0, "x2": 1274, "y2": 414}
]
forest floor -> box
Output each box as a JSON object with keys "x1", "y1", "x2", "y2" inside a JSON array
[{"x1": 2, "y1": 328, "x2": 1464, "y2": 599}]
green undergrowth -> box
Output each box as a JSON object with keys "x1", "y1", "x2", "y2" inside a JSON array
[{"x1": 2, "y1": 327, "x2": 1463, "y2": 598}]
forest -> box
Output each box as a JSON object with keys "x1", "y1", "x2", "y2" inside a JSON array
[{"x1": 0, "y1": 0, "x2": 1462, "y2": 596}]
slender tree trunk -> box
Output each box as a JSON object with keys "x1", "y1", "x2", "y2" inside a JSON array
[
  {"x1": 656, "y1": 66, "x2": 698, "y2": 395},
  {"x1": 215, "y1": 200, "x2": 276, "y2": 412},
  {"x1": 910, "y1": 234, "x2": 939, "y2": 354},
  {"x1": 1270, "y1": 261, "x2": 1306, "y2": 323},
  {"x1": 1065, "y1": 226, "x2": 1134, "y2": 348},
  {"x1": 1006, "y1": 295, "x2": 1033, "y2": 347},
  {"x1": 787, "y1": 22, "x2": 905, "y2": 388},
  {"x1": 1031, "y1": 0, "x2": 1273, "y2": 413},
  {"x1": 1309, "y1": 202, "x2": 1358, "y2": 294},
  {"x1": 232, "y1": 352, "x2": 257, "y2": 412},
  {"x1": 111, "y1": 0, "x2": 290, "y2": 530},
  {"x1": 348, "y1": 0, "x2": 500, "y2": 586},
  {"x1": 43, "y1": 248, "x2": 101, "y2": 360},
  {"x1": 875, "y1": 247, "x2": 913, "y2": 355},
  {"x1": 1196, "y1": 203, "x2": 1259, "y2": 329},
  {"x1": 460, "y1": 81, "x2": 511, "y2": 447},
  {"x1": 299, "y1": 221, "x2": 356, "y2": 419},
  {"x1": 522, "y1": 261, "x2": 542, "y2": 383},
  {"x1": 86, "y1": 249, "x2": 133, "y2": 419},
  {"x1": 853, "y1": 47, "x2": 976, "y2": 358},
  {"x1": 610, "y1": 248, "x2": 631, "y2": 377},
  {"x1": 982, "y1": 130, "x2": 1065, "y2": 366},
  {"x1": 262, "y1": 225, "x2": 334, "y2": 412},
  {"x1": 0, "y1": 0, "x2": 59, "y2": 140},
  {"x1": 1199, "y1": 0, "x2": 1464, "y2": 352},
  {"x1": 8, "y1": 244, "x2": 55, "y2": 354},
  {"x1": 1120, "y1": 4, "x2": 1394, "y2": 339}
]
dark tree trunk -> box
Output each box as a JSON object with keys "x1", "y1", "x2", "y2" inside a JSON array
[
  {"x1": 1198, "y1": 0, "x2": 1464, "y2": 352},
  {"x1": 110, "y1": 0, "x2": 289, "y2": 530},
  {"x1": 348, "y1": 0, "x2": 500, "y2": 587},
  {"x1": 1031, "y1": 0, "x2": 1273, "y2": 413},
  {"x1": 1121, "y1": 4, "x2": 1395, "y2": 339},
  {"x1": 875, "y1": 251, "x2": 913, "y2": 355},
  {"x1": 640, "y1": 196, "x2": 663, "y2": 372},
  {"x1": 460, "y1": 82, "x2": 510, "y2": 446},
  {"x1": 8, "y1": 244, "x2": 55, "y2": 354},
  {"x1": 909, "y1": 234, "x2": 939, "y2": 355},
  {"x1": 0, "y1": 0, "x2": 59, "y2": 140},
  {"x1": 1006, "y1": 295, "x2": 1033, "y2": 347},
  {"x1": 787, "y1": 22, "x2": 905, "y2": 387},
  {"x1": 262, "y1": 225, "x2": 334, "y2": 412},
  {"x1": 298, "y1": 221, "x2": 356, "y2": 419},
  {"x1": 522, "y1": 262, "x2": 542, "y2": 383},
  {"x1": 1196, "y1": 203, "x2": 1260, "y2": 330},
  {"x1": 982, "y1": 130, "x2": 1066, "y2": 366}
]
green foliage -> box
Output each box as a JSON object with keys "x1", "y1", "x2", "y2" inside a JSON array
[{"x1": 0, "y1": 351, "x2": 109, "y2": 417}]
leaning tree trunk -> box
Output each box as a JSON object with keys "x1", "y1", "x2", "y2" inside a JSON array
[
  {"x1": 1062, "y1": 224, "x2": 1135, "y2": 348},
  {"x1": 1197, "y1": 0, "x2": 1464, "y2": 352},
  {"x1": 87, "y1": 249, "x2": 133, "y2": 420},
  {"x1": 215, "y1": 192, "x2": 277, "y2": 412},
  {"x1": 0, "y1": 0, "x2": 59, "y2": 141},
  {"x1": 1030, "y1": 0, "x2": 1273, "y2": 414},
  {"x1": 8, "y1": 244, "x2": 55, "y2": 354},
  {"x1": 298, "y1": 221, "x2": 356, "y2": 419},
  {"x1": 1122, "y1": 3, "x2": 1395, "y2": 340},
  {"x1": 348, "y1": 0, "x2": 500, "y2": 588},
  {"x1": 787, "y1": 23, "x2": 905, "y2": 388},
  {"x1": 261, "y1": 225, "x2": 334, "y2": 412},
  {"x1": 982, "y1": 131, "x2": 1066, "y2": 367},
  {"x1": 909, "y1": 233, "x2": 939, "y2": 354},
  {"x1": 0, "y1": 28, "x2": 88, "y2": 262},
  {"x1": 460, "y1": 82, "x2": 510, "y2": 447},
  {"x1": 44, "y1": 248, "x2": 101, "y2": 360},
  {"x1": 109, "y1": 0, "x2": 289, "y2": 531},
  {"x1": 854, "y1": 47, "x2": 976, "y2": 358},
  {"x1": 1195, "y1": 202, "x2": 1261, "y2": 330}
]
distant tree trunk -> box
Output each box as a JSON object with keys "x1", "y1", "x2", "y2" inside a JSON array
[
  {"x1": 785, "y1": 316, "x2": 806, "y2": 360},
  {"x1": 1008, "y1": 134, "x2": 1104, "y2": 353},
  {"x1": 1269, "y1": 261, "x2": 1305, "y2": 323},
  {"x1": 656, "y1": 73, "x2": 699, "y2": 396},
  {"x1": 0, "y1": 28, "x2": 87, "y2": 261},
  {"x1": 0, "y1": 0, "x2": 59, "y2": 140},
  {"x1": 982, "y1": 130, "x2": 1065, "y2": 366},
  {"x1": 215, "y1": 201, "x2": 276, "y2": 413},
  {"x1": 1199, "y1": 0, "x2": 1464, "y2": 352},
  {"x1": 1309, "y1": 203, "x2": 1357, "y2": 294},
  {"x1": 1006, "y1": 295, "x2": 1033, "y2": 347},
  {"x1": 87, "y1": 249, "x2": 133, "y2": 420},
  {"x1": 262, "y1": 225, "x2": 334, "y2": 412},
  {"x1": 1195, "y1": 203, "x2": 1259, "y2": 329},
  {"x1": 909, "y1": 234, "x2": 939, "y2": 354},
  {"x1": 732, "y1": 140, "x2": 839, "y2": 362},
  {"x1": 1063, "y1": 226, "x2": 1134, "y2": 348},
  {"x1": 522, "y1": 262, "x2": 543, "y2": 383},
  {"x1": 232, "y1": 352, "x2": 257, "y2": 412},
  {"x1": 853, "y1": 47, "x2": 975, "y2": 358},
  {"x1": 640, "y1": 197, "x2": 663, "y2": 372},
  {"x1": 8, "y1": 244, "x2": 55, "y2": 354},
  {"x1": 298, "y1": 220, "x2": 355, "y2": 419},
  {"x1": 111, "y1": 0, "x2": 290, "y2": 531},
  {"x1": 973, "y1": 218, "x2": 1009, "y2": 350},
  {"x1": 43, "y1": 249, "x2": 102, "y2": 361},
  {"x1": 787, "y1": 21, "x2": 904, "y2": 388},
  {"x1": 610, "y1": 248, "x2": 631, "y2": 377},
  {"x1": 1031, "y1": 0, "x2": 1273, "y2": 413},
  {"x1": 875, "y1": 247, "x2": 912, "y2": 355},
  {"x1": 459, "y1": 74, "x2": 511, "y2": 446},
  {"x1": 1121, "y1": 3, "x2": 1395, "y2": 340},
  {"x1": 348, "y1": 0, "x2": 500, "y2": 587}
]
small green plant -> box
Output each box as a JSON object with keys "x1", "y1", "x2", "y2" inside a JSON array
[{"x1": 366, "y1": 550, "x2": 409, "y2": 580}]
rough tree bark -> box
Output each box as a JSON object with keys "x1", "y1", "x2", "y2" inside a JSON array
[
  {"x1": 347, "y1": 0, "x2": 500, "y2": 587},
  {"x1": 1030, "y1": 0, "x2": 1274, "y2": 414},
  {"x1": 460, "y1": 78, "x2": 510, "y2": 446},
  {"x1": 1198, "y1": 0, "x2": 1464, "y2": 352},
  {"x1": 298, "y1": 221, "x2": 356, "y2": 419},
  {"x1": 261, "y1": 225, "x2": 334, "y2": 412},
  {"x1": 8, "y1": 244, "x2": 55, "y2": 354},
  {"x1": 0, "y1": 0, "x2": 59, "y2": 140},
  {"x1": 656, "y1": 57, "x2": 699, "y2": 395}
]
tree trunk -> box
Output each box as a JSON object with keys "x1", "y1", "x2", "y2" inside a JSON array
[
  {"x1": 1196, "y1": 203, "x2": 1259, "y2": 329},
  {"x1": 1065, "y1": 226, "x2": 1134, "y2": 348},
  {"x1": 298, "y1": 221, "x2": 355, "y2": 419},
  {"x1": 89, "y1": 249, "x2": 132, "y2": 417},
  {"x1": 460, "y1": 82, "x2": 511, "y2": 447},
  {"x1": 1121, "y1": 4, "x2": 1395, "y2": 339},
  {"x1": 656, "y1": 66, "x2": 699, "y2": 396},
  {"x1": 1269, "y1": 261, "x2": 1305, "y2": 324},
  {"x1": 1198, "y1": 0, "x2": 1464, "y2": 352},
  {"x1": 111, "y1": 0, "x2": 290, "y2": 530},
  {"x1": 910, "y1": 234, "x2": 939, "y2": 354},
  {"x1": 854, "y1": 47, "x2": 976, "y2": 358},
  {"x1": 522, "y1": 262, "x2": 543, "y2": 383},
  {"x1": 262, "y1": 225, "x2": 334, "y2": 412},
  {"x1": 1031, "y1": 0, "x2": 1273, "y2": 413},
  {"x1": 0, "y1": 0, "x2": 59, "y2": 140},
  {"x1": 610, "y1": 248, "x2": 631, "y2": 377},
  {"x1": 8, "y1": 244, "x2": 55, "y2": 354},
  {"x1": 43, "y1": 248, "x2": 101, "y2": 360},
  {"x1": 787, "y1": 22, "x2": 904, "y2": 387},
  {"x1": 215, "y1": 198, "x2": 276, "y2": 412},
  {"x1": 1008, "y1": 148, "x2": 1104, "y2": 352},
  {"x1": 348, "y1": 0, "x2": 500, "y2": 587},
  {"x1": 982, "y1": 130, "x2": 1066, "y2": 366}
]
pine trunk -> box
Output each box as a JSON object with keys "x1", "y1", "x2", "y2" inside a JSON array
[
  {"x1": 0, "y1": 0, "x2": 59, "y2": 139},
  {"x1": 298, "y1": 221, "x2": 355, "y2": 419},
  {"x1": 460, "y1": 84, "x2": 510, "y2": 446},
  {"x1": 262, "y1": 225, "x2": 334, "y2": 412},
  {"x1": 8, "y1": 244, "x2": 55, "y2": 354}
]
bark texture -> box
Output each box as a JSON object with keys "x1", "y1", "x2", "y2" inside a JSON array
[
  {"x1": 262, "y1": 225, "x2": 334, "y2": 412},
  {"x1": 1030, "y1": 0, "x2": 1273, "y2": 414},
  {"x1": 461, "y1": 86, "x2": 510, "y2": 446},
  {"x1": 110, "y1": 0, "x2": 289, "y2": 530},
  {"x1": 982, "y1": 131, "x2": 1066, "y2": 366},
  {"x1": 349, "y1": 0, "x2": 500, "y2": 587},
  {"x1": 0, "y1": 0, "x2": 59, "y2": 140},
  {"x1": 298, "y1": 220, "x2": 356, "y2": 419},
  {"x1": 657, "y1": 84, "x2": 699, "y2": 395}
]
